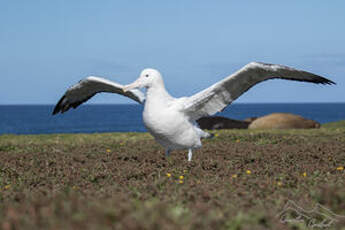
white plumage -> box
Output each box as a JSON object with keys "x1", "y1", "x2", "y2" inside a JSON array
[{"x1": 53, "y1": 62, "x2": 334, "y2": 161}]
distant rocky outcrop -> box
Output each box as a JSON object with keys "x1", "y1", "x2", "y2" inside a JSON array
[
  {"x1": 197, "y1": 113, "x2": 320, "y2": 130},
  {"x1": 249, "y1": 113, "x2": 320, "y2": 129},
  {"x1": 197, "y1": 116, "x2": 250, "y2": 130}
]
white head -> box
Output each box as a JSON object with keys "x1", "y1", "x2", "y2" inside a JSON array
[{"x1": 123, "y1": 68, "x2": 164, "y2": 92}]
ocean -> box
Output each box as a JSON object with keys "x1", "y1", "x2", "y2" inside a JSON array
[{"x1": 0, "y1": 103, "x2": 344, "y2": 135}]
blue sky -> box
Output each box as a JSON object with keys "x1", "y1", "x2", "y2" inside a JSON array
[{"x1": 0, "y1": 0, "x2": 344, "y2": 104}]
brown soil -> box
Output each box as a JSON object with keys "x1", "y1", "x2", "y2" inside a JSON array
[{"x1": 0, "y1": 128, "x2": 344, "y2": 229}]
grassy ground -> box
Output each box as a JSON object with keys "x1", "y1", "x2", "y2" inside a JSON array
[{"x1": 0, "y1": 123, "x2": 345, "y2": 229}]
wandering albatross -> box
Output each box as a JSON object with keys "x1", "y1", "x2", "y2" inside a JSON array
[{"x1": 52, "y1": 62, "x2": 335, "y2": 161}]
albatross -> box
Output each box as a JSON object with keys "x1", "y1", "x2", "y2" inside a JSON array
[{"x1": 52, "y1": 62, "x2": 335, "y2": 161}]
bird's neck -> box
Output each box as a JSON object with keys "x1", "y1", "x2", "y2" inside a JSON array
[{"x1": 145, "y1": 84, "x2": 173, "y2": 105}]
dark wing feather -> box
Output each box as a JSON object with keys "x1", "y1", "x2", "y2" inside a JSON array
[
  {"x1": 52, "y1": 76, "x2": 145, "y2": 115},
  {"x1": 182, "y1": 62, "x2": 335, "y2": 121}
]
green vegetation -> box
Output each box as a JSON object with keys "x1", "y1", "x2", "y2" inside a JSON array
[
  {"x1": 322, "y1": 120, "x2": 345, "y2": 129},
  {"x1": 0, "y1": 124, "x2": 345, "y2": 229}
]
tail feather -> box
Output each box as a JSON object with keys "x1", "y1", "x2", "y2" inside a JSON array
[
  {"x1": 193, "y1": 121, "x2": 214, "y2": 139},
  {"x1": 196, "y1": 127, "x2": 214, "y2": 139},
  {"x1": 205, "y1": 132, "x2": 215, "y2": 139}
]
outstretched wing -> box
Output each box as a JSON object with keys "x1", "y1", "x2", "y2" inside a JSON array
[
  {"x1": 182, "y1": 62, "x2": 335, "y2": 121},
  {"x1": 52, "y1": 76, "x2": 145, "y2": 115}
]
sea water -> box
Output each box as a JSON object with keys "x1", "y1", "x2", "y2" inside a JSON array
[{"x1": 0, "y1": 103, "x2": 344, "y2": 135}]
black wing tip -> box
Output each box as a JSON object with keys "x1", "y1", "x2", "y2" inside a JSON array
[
  {"x1": 52, "y1": 94, "x2": 95, "y2": 115},
  {"x1": 298, "y1": 67, "x2": 336, "y2": 85},
  {"x1": 52, "y1": 95, "x2": 66, "y2": 115},
  {"x1": 284, "y1": 69, "x2": 336, "y2": 86},
  {"x1": 281, "y1": 76, "x2": 336, "y2": 86},
  {"x1": 314, "y1": 76, "x2": 336, "y2": 85},
  {"x1": 253, "y1": 62, "x2": 336, "y2": 86},
  {"x1": 324, "y1": 79, "x2": 336, "y2": 85}
]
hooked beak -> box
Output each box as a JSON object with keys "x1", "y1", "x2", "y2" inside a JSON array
[{"x1": 123, "y1": 80, "x2": 141, "y2": 92}]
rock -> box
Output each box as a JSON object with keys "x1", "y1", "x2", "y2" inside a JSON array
[
  {"x1": 197, "y1": 116, "x2": 250, "y2": 130},
  {"x1": 248, "y1": 113, "x2": 320, "y2": 129}
]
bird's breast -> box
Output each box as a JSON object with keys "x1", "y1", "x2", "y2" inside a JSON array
[
  {"x1": 143, "y1": 102, "x2": 202, "y2": 149},
  {"x1": 142, "y1": 100, "x2": 186, "y2": 135},
  {"x1": 143, "y1": 106, "x2": 175, "y2": 134}
]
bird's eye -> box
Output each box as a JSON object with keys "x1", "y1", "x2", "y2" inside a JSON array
[{"x1": 145, "y1": 74, "x2": 149, "y2": 78}]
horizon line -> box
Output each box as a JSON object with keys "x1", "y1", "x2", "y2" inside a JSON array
[{"x1": 1, "y1": 101, "x2": 344, "y2": 106}]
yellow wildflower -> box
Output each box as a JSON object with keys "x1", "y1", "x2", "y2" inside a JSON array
[
  {"x1": 236, "y1": 139, "x2": 240, "y2": 143},
  {"x1": 277, "y1": 181, "x2": 283, "y2": 186},
  {"x1": 303, "y1": 172, "x2": 307, "y2": 177},
  {"x1": 4, "y1": 184, "x2": 11, "y2": 190},
  {"x1": 106, "y1": 149, "x2": 111, "y2": 153},
  {"x1": 166, "y1": 173, "x2": 171, "y2": 178},
  {"x1": 214, "y1": 133, "x2": 219, "y2": 137},
  {"x1": 232, "y1": 174, "x2": 237, "y2": 178},
  {"x1": 246, "y1": 170, "x2": 251, "y2": 175},
  {"x1": 179, "y1": 180, "x2": 184, "y2": 184},
  {"x1": 179, "y1": 175, "x2": 184, "y2": 180},
  {"x1": 336, "y1": 166, "x2": 344, "y2": 171}
]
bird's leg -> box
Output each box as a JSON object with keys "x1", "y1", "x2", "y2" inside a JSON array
[
  {"x1": 188, "y1": 149, "x2": 193, "y2": 161},
  {"x1": 165, "y1": 149, "x2": 171, "y2": 157}
]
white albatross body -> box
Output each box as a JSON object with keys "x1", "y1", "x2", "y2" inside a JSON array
[
  {"x1": 53, "y1": 62, "x2": 335, "y2": 161},
  {"x1": 143, "y1": 87, "x2": 204, "y2": 152}
]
